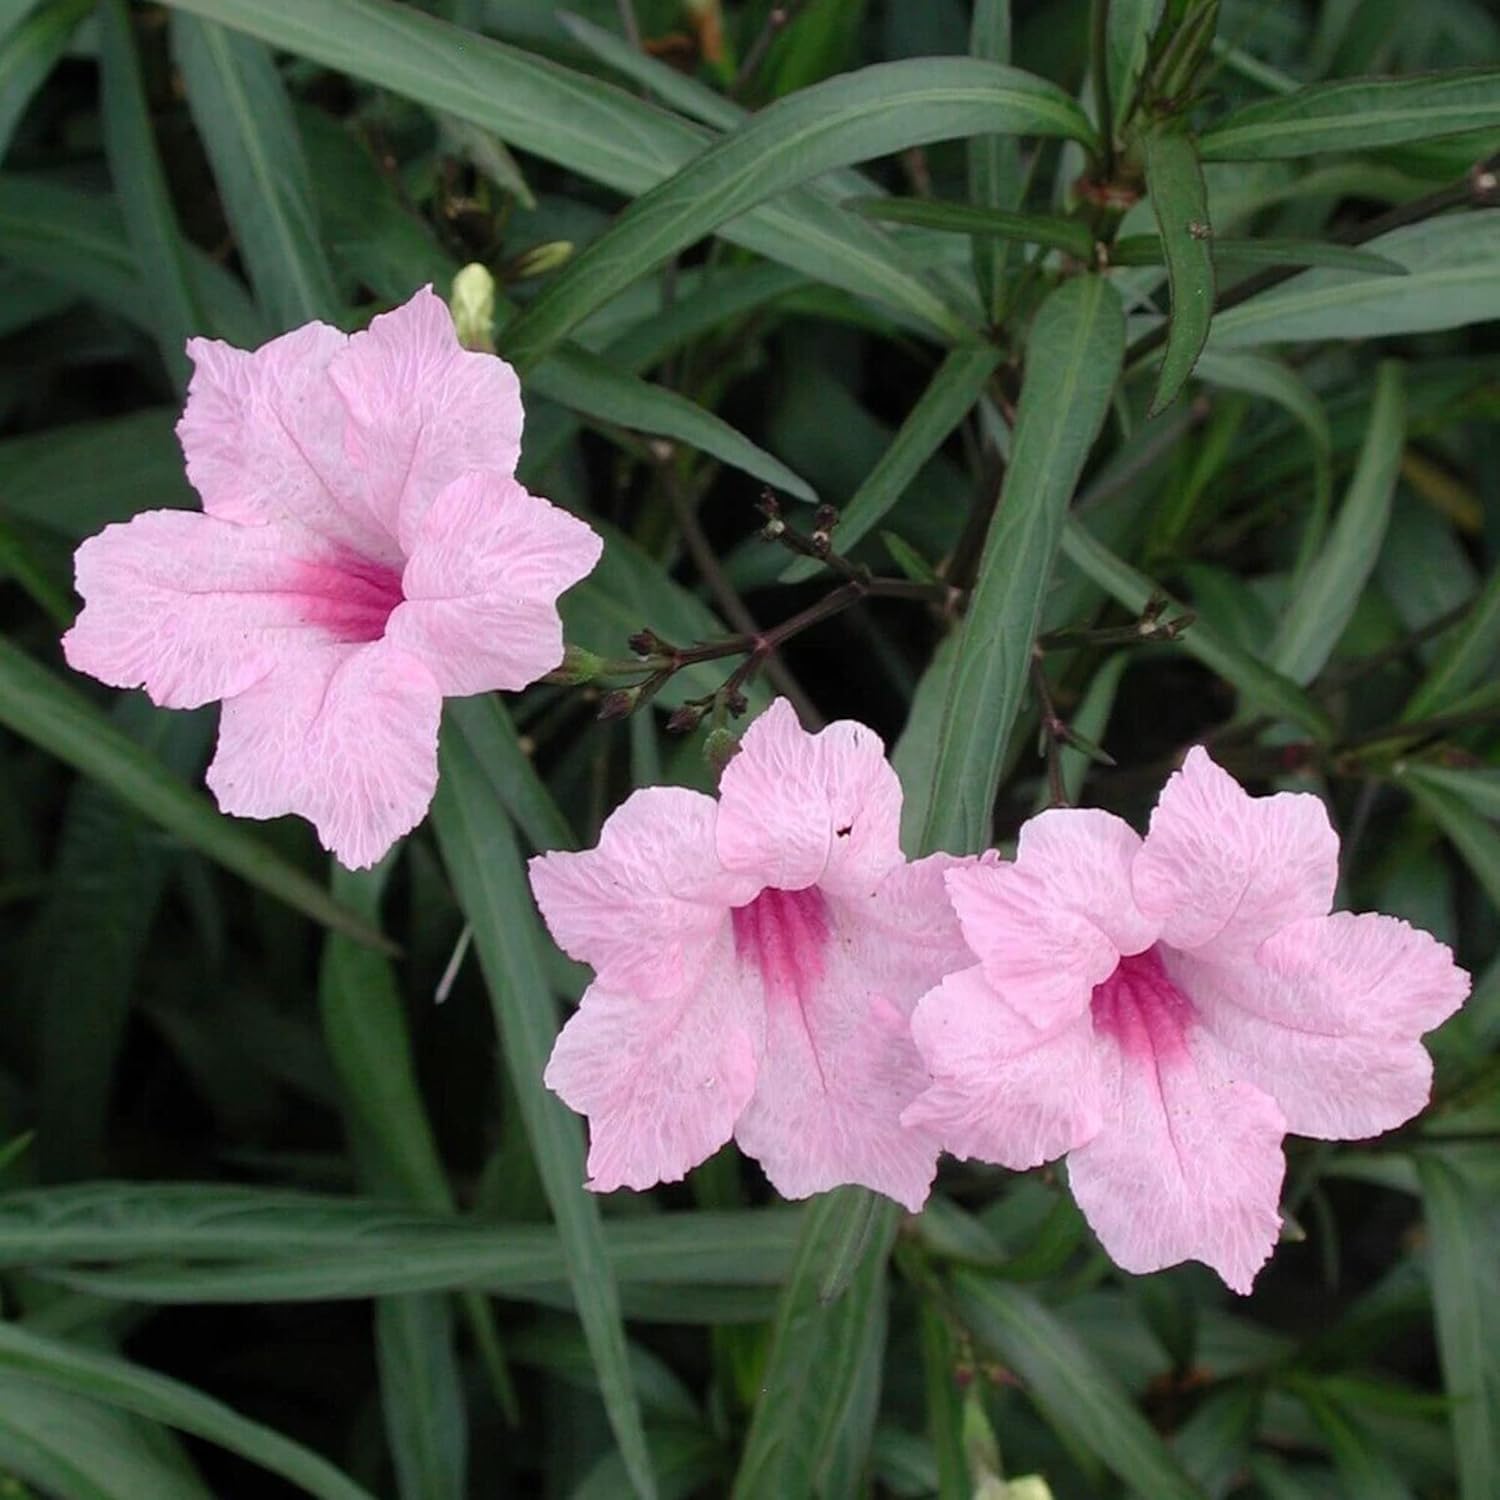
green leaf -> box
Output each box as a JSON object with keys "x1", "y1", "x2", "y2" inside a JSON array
[
  {"x1": 1291, "y1": 1378, "x2": 1414, "y2": 1500},
  {"x1": 0, "y1": 0, "x2": 90, "y2": 159},
  {"x1": 1113, "y1": 233, "x2": 1407, "y2": 275},
  {"x1": 0, "y1": 638, "x2": 393, "y2": 951},
  {"x1": 529, "y1": 344, "x2": 818, "y2": 503},
  {"x1": 922, "y1": 276, "x2": 1124, "y2": 855},
  {"x1": 153, "y1": 0, "x2": 969, "y2": 337},
  {"x1": 1211, "y1": 211, "x2": 1500, "y2": 347},
  {"x1": 784, "y1": 343, "x2": 1001, "y2": 582},
  {"x1": 171, "y1": 14, "x2": 341, "y2": 328},
  {"x1": 1143, "y1": 128, "x2": 1214, "y2": 414},
  {"x1": 731, "y1": 1189, "x2": 900, "y2": 1499},
  {"x1": 1416, "y1": 1151, "x2": 1500, "y2": 1500},
  {"x1": 430, "y1": 711, "x2": 656, "y2": 1500},
  {"x1": 502, "y1": 57, "x2": 1099, "y2": 367},
  {"x1": 1271, "y1": 360, "x2": 1404, "y2": 683},
  {"x1": 1201, "y1": 69, "x2": 1500, "y2": 160},
  {"x1": 1060, "y1": 520, "x2": 1337, "y2": 738},
  {"x1": 968, "y1": 0, "x2": 1021, "y2": 318},
  {"x1": 97, "y1": 0, "x2": 204, "y2": 390},
  {"x1": 1403, "y1": 773, "x2": 1500, "y2": 913},
  {"x1": 851, "y1": 196, "x2": 1095, "y2": 259},
  {"x1": 0, "y1": 1321, "x2": 378, "y2": 1500},
  {"x1": 1403, "y1": 561, "x2": 1500, "y2": 722},
  {"x1": 952, "y1": 1273, "x2": 1206, "y2": 1500},
  {"x1": 1106, "y1": 0, "x2": 1162, "y2": 135},
  {"x1": 376, "y1": 1297, "x2": 468, "y2": 1500}
]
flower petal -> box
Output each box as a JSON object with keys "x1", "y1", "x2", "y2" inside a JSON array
[
  {"x1": 942, "y1": 808, "x2": 1155, "y2": 1030},
  {"x1": 63, "y1": 510, "x2": 392, "y2": 709},
  {"x1": 1066, "y1": 1020, "x2": 1286, "y2": 1295},
  {"x1": 716, "y1": 699, "x2": 903, "y2": 897},
  {"x1": 529, "y1": 787, "x2": 758, "y2": 1002},
  {"x1": 1132, "y1": 747, "x2": 1337, "y2": 963},
  {"x1": 388, "y1": 471, "x2": 602, "y2": 695},
  {"x1": 544, "y1": 961, "x2": 760, "y2": 1194},
  {"x1": 327, "y1": 286, "x2": 523, "y2": 553},
  {"x1": 904, "y1": 964, "x2": 1102, "y2": 1170},
  {"x1": 177, "y1": 324, "x2": 397, "y2": 564},
  {"x1": 731, "y1": 880, "x2": 953, "y2": 1212},
  {"x1": 205, "y1": 639, "x2": 441, "y2": 869},
  {"x1": 1169, "y1": 912, "x2": 1468, "y2": 1139}
]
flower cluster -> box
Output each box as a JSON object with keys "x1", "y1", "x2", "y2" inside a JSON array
[{"x1": 63, "y1": 294, "x2": 1469, "y2": 1293}]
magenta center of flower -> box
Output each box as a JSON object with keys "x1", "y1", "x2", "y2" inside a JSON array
[
  {"x1": 731, "y1": 885, "x2": 830, "y2": 1004},
  {"x1": 287, "y1": 551, "x2": 405, "y2": 644},
  {"x1": 1089, "y1": 945, "x2": 1195, "y2": 1062}
]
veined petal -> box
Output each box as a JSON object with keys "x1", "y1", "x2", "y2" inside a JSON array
[
  {"x1": 904, "y1": 964, "x2": 1102, "y2": 1170},
  {"x1": 1133, "y1": 747, "x2": 1337, "y2": 963},
  {"x1": 328, "y1": 286, "x2": 523, "y2": 553},
  {"x1": 63, "y1": 510, "x2": 397, "y2": 709},
  {"x1": 177, "y1": 324, "x2": 397, "y2": 564},
  {"x1": 389, "y1": 471, "x2": 602, "y2": 696},
  {"x1": 206, "y1": 639, "x2": 441, "y2": 869},
  {"x1": 529, "y1": 787, "x2": 757, "y2": 1002},
  {"x1": 716, "y1": 699, "x2": 903, "y2": 897},
  {"x1": 544, "y1": 957, "x2": 761, "y2": 1193},
  {"x1": 1067, "y1": 1016, "x2": 1286, "y2": 1296}
]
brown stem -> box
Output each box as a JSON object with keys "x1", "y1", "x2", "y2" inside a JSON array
[
  {"x1": 730, "y1": 1, "x2": 808, "y2": 97},
  {"x1": 1031, "y1": 653, "x2": 1071, "y2": 808}
]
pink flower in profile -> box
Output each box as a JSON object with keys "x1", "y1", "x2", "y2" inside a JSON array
[
  {"x1": 529, "y1": 699, "x2": 972, "y2": 1211},
  {"x1": 63, "y1": 287, "x2": 601, "y2": 868},
  {"x1": 904, "y1": 748, "x2": 1468, "y2": 1292}
]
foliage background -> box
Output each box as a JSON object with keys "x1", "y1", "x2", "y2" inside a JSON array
[{"x1": 1, "y1": 0, "x2": 1499, "y2": 1496}]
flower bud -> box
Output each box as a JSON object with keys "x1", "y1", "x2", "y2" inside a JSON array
[
  {"x1": 705, "y1": 726, "x2": 740, "y2": 773},
  {"x1": 597, "y1": 687, "x2": 639, "y2": 722},
  {"x1": 450, "y1": 263, "x2": 496, "y2": 353},
  {"x1": 1005, "y1": 1478, "x2": 1055, "y2": 1500},
  {"x1": 546, "y1": 644, "x2": 606, "y2": 685},
  {"x1": 507, "y1": 240, "x2": 575, "y2": 282}
]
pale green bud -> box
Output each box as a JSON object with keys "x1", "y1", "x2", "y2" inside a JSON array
[{"x1": 450, "y1": 263, "x2": 496, "y2": 352}]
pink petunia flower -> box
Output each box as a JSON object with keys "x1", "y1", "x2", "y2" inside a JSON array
[
  {"x1": 63, "y1": 287, "x2": 601, "y2": 869},
  {"x1": 529, "y1": 698, "x2": 973, "y2": 1211},
  {"x1": 904, "y1": 747, "x2": 1469, "y2": 1292}
]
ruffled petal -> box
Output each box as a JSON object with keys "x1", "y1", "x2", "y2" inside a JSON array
[
  {"x1": 716, "y1": 699, "x2": 903, "y2": 897},
  {"x1": 1066, "y1": 1019, "x2": 1286, "y2": 1295},
  {"x1": 63, "y1": 510, "x2": 395, "y2": 709},
  {"x1": 1169, "y1": 912, "x2": 1467, "y2": 1140},
  {"x1": 177, "y1": 325, "x2": 396, "y2": 564},
  {"x1": 544, "y1": 957, "x2": 761, "y2": 1193},
  {"x1": 904, "y1": 964, "x2": 1102, "y2": 1170},
  {"x1": 388, "y1": 471, "x2": 602, "y2": 696},
  {"x1": 1132, "y1": 747, "x2": 1337, "y2": 963},
  {"x1": 327, "y1": 286, "x2": 523, "y2": 553},
  {"x1": 529, "y1": 787, "x2": 758, "y2": 1002},
  {"x1": 205, "y1": 639, "x2": 441, "y2": 869},
  {"x1": 941, "y1": 808, "x2": 1155, "y2": 1031},
  {"x1": 730, "y1": 879, "x2": 951, "y2": 1212}
]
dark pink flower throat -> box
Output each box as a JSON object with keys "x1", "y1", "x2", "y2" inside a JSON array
[
  {"x1": 732, "y1": 885, "x2": 830, "y2": 1003},
  {"x1": 287, "y1": 551, "x2": 405, "y2": 644},
  {"x1": 1090, "y1": 945, "x2": 1195, "y2": 1062}
]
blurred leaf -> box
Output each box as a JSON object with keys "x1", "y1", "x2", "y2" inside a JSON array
[
  {"x1": 923, "y1": 275, "x2": 1124, "y2": 855},
  {"x1": 784, "y1": 343, "x2": 1000, "y2": 581},
  {"x1": 850, "y1": 196, "x2": 1095, "y2": 259},
  {"x1": 376, "y1": 1296, "x2": 467, "y2": 1500},
  {"x1": 1061, "y1": 520, "x2": 1338, "y2": 738},
  {"x1": 1403, "y1": 560, "x2": 1500, "y2": 721},
  {"x1": 1172, "y1": 1381, "x2": 1260, "y2": 1496},
  {"x1": 731, "y1": 1188, "x2": 899, "y2": 1499},
  {"x1": 1271, "y1": 359, "x2": 1404, "y2": 683},
  {"x1": 97, "y1": 0, "x2": 204, "y2": 390},
  {"x1": 0, "y1": 638, "x2": 392, "y2": 951},
  {"x1": 1114, "y1": 234, "x2": 1407, "y2": 274},
  {"x1": 573, "y1": 1428, "x2": 724, "y2": 1500},
  {"x1": 969, "y1": 0, "x2": 1021, "y2": 318},
  {"x1": 502, "y1": 56, "x2": 1100, "y2": 366},
  {"x1": 1399, "y1": 765, "x2": 1500, "y2": 820},
  {"x1": 431, "y1": 713, "x2": 656, "y2": 1499},
  {"x1": 0, "y1": 1321, "x2": 377, "y2": 1500},
  {"x1": 1201, "y1": 70, "x2": 1500, "y2": 159},
  {"x1": 0, "y1": 0, "x2": 90, "y2": 160},
  {"x1": 171, "y1": 14, "x2": 342, "y2": 328},
  {"x1": 1106, "y1": 0, "x2": 1163, "y2": 134},
  {"x1": 1211, "y1": 211, "x2": 1500, "y2": 346},
  {"x1": 952, "y1": 1273, "x2": 1207, "y2": 1500},
  {"x1": 1403, "y1": 773, "x2": 1500, "y2": 912},
  {"x1": 1144, "y1": 128, "x2": 1215, "y2": 414},
  {"x1": 1292, "y1": 1376, "x2": 1416, "y2": 1500}
]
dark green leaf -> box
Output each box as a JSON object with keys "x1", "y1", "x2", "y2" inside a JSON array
[
  {"x1": 1143, "y1": 129, "x2": 1214, "y2": 414},
  {"x1": 850, "y1": 196, "x2": 1095, "y2": 259},
  {"x1": 0, "y1": 0, "x2": 90, "y2": 159}
]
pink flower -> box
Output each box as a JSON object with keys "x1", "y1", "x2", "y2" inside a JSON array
[
  {"x1": 904, "y1": 748, "x2": 1468, "y2": 1292},
  {"x1": 62, "y1": 288, "x2": 601, "y2": 869},
  {"x1": 529, "y1": 699, "x2": 972, "y2": 1211}
]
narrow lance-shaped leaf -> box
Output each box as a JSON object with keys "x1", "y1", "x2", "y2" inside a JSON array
[
  {"x1": 430, "y1": 709, "x2": 656, "y2": 1500},
  {"x1": 1404, "y1": 775, "x2": 1500, "y2": 915},
  {"x1": 1201, "y1": 69, "x2": 1500, "y2": 160},
  {"x1": 851, "y1": 196, "x2": 1095, "y2": 259},
  {"x1": 1143, "y1": 127, "x2": 1214, "y2": 414},
  {"x1": 171, "y1": 13, "x2": 341, "y2": 329},
  {"x1": 501, "y1": 56, "x2": 1100, "y2": 367},
  {"x1": 0, "y1": 0, "x2": 91, "y2": 160},
  {"x1": 968, "y1": 0, "x2": 1022, "y2": 318},
  {"x1": 923, "y1": 275, "x2": 1125, "y2": 856},
  {"x1": 0, "y1": 637, "x2": 393, "y2": 951},
  {"x1": 1112, "y1": 233, "x2": 1406, "y2": 275},
  {"x1": 1106, "y1": 0, "x2": 1162, "y2": 135},
  {"x1": 1271, "y1": 359, "x2": 1404, "y2": 684},
  {"x1": 1403, "y1": 560, "x2": 1500, "y2": 722}
]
